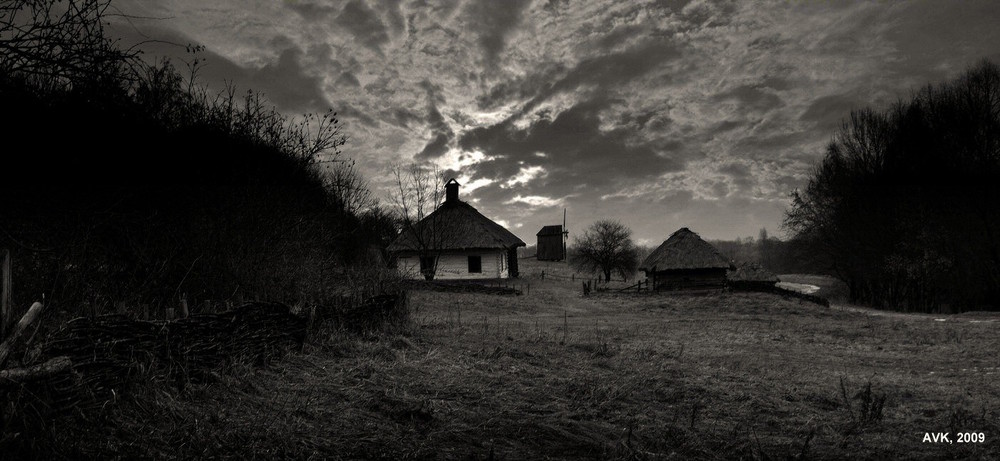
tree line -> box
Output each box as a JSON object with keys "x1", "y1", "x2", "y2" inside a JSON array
[{"x1": 786, "y1": 60, "x2": 1000, "y2": 312}]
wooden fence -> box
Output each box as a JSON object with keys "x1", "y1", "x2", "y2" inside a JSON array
[
  {"x1": 534, "y1": 270, "x2": 643, "y2": 296},
  {"x1": 0, "y1": 250, "x2": 327, "y2": 429},
  {"x1": 536, "y1": 270, "x2": 612, "y2": 285}
]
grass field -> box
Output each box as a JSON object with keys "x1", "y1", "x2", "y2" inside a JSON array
[{"x1": 66, "y1": 259, "x2": 1000, "y2": 459}]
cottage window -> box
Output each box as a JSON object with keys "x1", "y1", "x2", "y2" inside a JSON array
[{"x1": 468, "y1": 255, "x2": 482, "y2": 273}]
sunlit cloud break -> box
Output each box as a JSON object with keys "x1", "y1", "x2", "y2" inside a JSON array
[{"x1": 110, "y1": 0, "x2": 1000, "y2": 241}]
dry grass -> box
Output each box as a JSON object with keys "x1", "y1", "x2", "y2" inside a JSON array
[{"x1": 32, "y1": 260, "x2": 1000, "y2": 459}]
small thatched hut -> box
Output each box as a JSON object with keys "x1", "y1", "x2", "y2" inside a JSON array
[
  {"x1": 536, "y1": 225, "x2": 566, "y2": 261},
  {"x1": 639, "y1": 227, "x2": 733, "y2": 290},
  {"x1": 388, "y1": 179, "x2": 525, "y2": 280},
  {"x1": 727, "y1": 261, "x2": 779, "y2": 291}
]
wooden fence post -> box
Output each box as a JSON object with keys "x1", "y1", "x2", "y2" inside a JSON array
[
  {"x1": 563, "y1": 310, "x2": 568, "y2": 343},
  {"x1": 1, "y1": 249, "x2": 10, "y2": 339},
  {"x1": 179, "y1": 293, "x2": 190, "y2": 318},
  {"x1": 0, "y1": 301, "x2": 45, "y2": 367}
]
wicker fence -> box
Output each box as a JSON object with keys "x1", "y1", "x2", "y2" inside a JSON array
[{"x1": 0, "y1": 302, "x2": 307, "y2": 423}]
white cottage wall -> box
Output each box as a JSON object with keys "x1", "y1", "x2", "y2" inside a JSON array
[{"x1": 396, "y1": 250, "x2": 508, "y2": 280}]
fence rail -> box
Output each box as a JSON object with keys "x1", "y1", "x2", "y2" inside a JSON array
[
  {"x1": 617, "y1": 280, "x2": 648, "y2": 293},
  {"x1": 534, "y1": 270, "x2": 630, "y2": 283},
  {"x1": 532, "y1": 269, "x2": 642, "y2": 296}
]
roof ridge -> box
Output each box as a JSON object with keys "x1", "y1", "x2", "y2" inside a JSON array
[
  {"x1": 639, "y1": 227, "x2": 730, "y2": 271},
  {"x1": 388, "y1": 199, "x2": 525, "y2": 251}
]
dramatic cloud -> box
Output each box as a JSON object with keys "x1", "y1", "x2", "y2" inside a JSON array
[
  {"x1": 459, "y1": 96, "x2": 683, "y2": 200},
  {"x1": 413, "y1": 79, "x2": 455, "y2": 159},
  {"x1": 336, "y1": 0, "x2": 391, "y2": 53},
  {"x1": 107, "y1": 23, "x2": 332, "y2": 113},
  {"x1": 462, "y1": 0, "x2": 533, "y2": 71},
  {"x1": 108, "y1": 0, "x2": 1000, "y2": 242},
  {"x1": 286, "y1": 1, "x2": 337, "y2": 20}
]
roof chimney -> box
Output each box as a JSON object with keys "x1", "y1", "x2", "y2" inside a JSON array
[{"x1": 445, "y1": 178, "x2": 460, "y2": 203}]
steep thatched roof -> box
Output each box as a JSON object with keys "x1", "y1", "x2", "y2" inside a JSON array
[
  {"x1": 536, "y1": 225, "x2": 563, "y2": 236},
  {"x1": 388, "y1": 199, "x2": 525, "y2": 252},
  {"x1": 639, "y1": 227, "x2": 731, "y2": 271},
  {"x1": 727, "y1": 261, "x2": 778, "y2": 282}
]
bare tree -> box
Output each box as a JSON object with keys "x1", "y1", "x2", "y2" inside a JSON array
[
  {"x1": 387, "y1": 163, "x2": 449, "y2": 279},
  {"x1": 327, "y1": 159, "x2": 376, "y2": 215},
  {"x1": 389, "y1": 163, "x2": 443, "y2": 225},
  {"x1": 570, "y1": 220, "x2": 639, "y2": 283},
  {"x1": 0, "y1": 0, "x2": 139, "y2": 83}
]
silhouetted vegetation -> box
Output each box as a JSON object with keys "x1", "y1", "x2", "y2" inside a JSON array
[
  {"x1": 569, "y1": 220, "x2": 639, "y2": 282},
  {"x1": 786, "y1": 60, "x2": 1000, "y2": 312},
  {"x1": 0, "y1": 0, "x2": 394, "y2": 318}
]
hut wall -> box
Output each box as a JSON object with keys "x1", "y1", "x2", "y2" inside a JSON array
[
  {"x1": 396, "y1": 250, "x2": 508, "y2": 280},
  {"x1": 649, "y1": 268, "x2": 727, "y2": 290},
  {"x1": 536, "y1": 234, "x2": 565, "y2": 261}
]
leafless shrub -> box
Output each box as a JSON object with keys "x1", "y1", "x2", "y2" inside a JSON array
[{"x1": 839, "y1": 377, "x2": 887, "y2": 432}]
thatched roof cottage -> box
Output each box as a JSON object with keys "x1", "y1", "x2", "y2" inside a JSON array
[
  {"x1": 639, "y1": 227, "x2": 733, "y2": 290},
  {"x1": 388, "y1": 179, "x2": 525, "y2": 280}
]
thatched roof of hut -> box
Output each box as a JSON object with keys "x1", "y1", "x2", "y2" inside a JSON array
[
  {"x1": 388, "y1": 180, "x2": 525, "y2": 252},
  {"x1": 639, "y1": 227, "x2": 732, "y2": 271},
  {"x1": 727, "y1": 261, "x2": 778, "y2": 282}
]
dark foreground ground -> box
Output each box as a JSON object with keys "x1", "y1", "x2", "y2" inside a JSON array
[{"x1": 45, "y1": 260, "x2": 1000, "y2": 459}]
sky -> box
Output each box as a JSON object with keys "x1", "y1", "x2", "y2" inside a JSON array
[{"x1": 108, "y1": 0, "x2": 1000, "y2": 245}]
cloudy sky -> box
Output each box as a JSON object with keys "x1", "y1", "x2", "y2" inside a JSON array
[{"x1": 109, "y1": 0, "x2": 1000, "y2": 245}]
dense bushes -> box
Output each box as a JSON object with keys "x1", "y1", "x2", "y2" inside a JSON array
[
  {"x1": 786, "y1": 60, "x2": 1000, "y2": 312},
  {"x1": 0, "y1": 0, "x2": 393, "y2": 317}
]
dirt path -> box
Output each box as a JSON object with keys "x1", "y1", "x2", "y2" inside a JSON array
[
  {"x1": 829, "y1": 302, "x2": 1000, "y2": 323},
  {"x1": 775, "y1": 281, "x2": 821, "y2": 294}
]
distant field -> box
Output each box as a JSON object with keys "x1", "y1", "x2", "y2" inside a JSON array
[{"x1": 83, "y1": 259, "x2": 999, "y2": 459}]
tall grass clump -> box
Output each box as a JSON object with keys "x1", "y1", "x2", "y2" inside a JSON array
[{"x1": 839, "y1": 377, "x2": 888, "y2": 434}]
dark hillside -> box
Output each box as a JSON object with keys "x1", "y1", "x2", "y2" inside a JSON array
[{"x1": 0, "y1": 3, "x2": 379, "y2": 317}]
